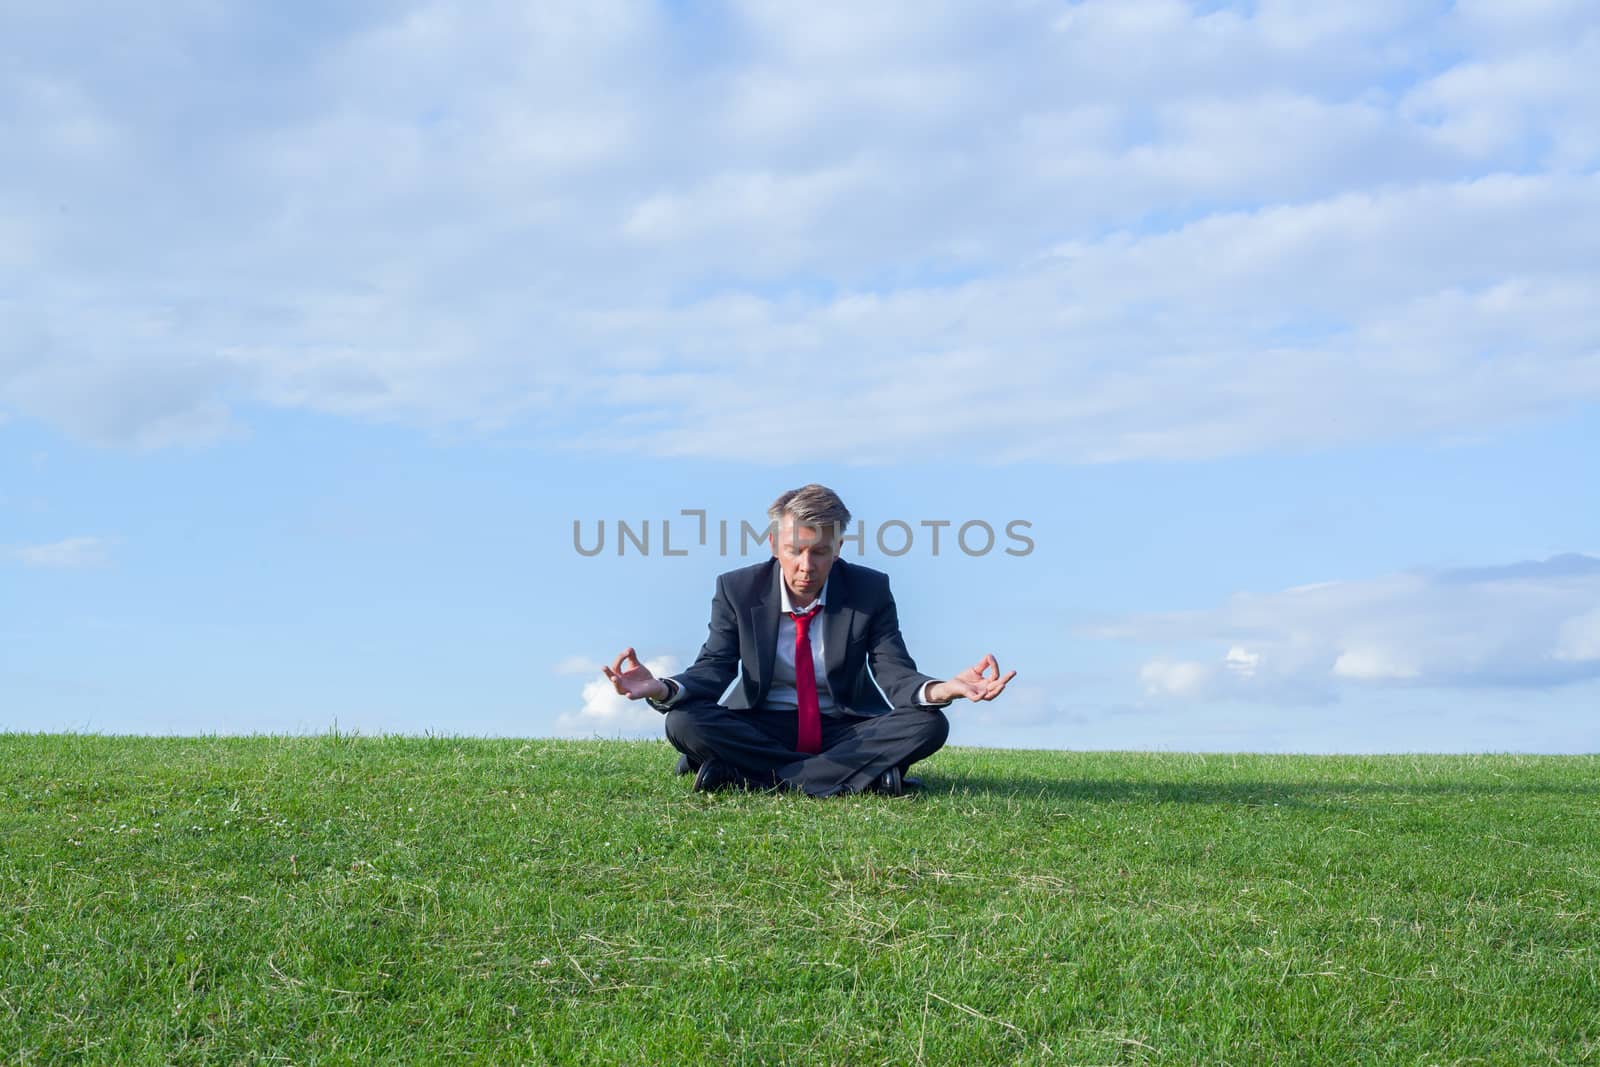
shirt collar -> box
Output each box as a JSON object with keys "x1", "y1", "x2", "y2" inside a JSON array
[{"x1": 779, "y1": 572, "x2": 829, "y2": 616}]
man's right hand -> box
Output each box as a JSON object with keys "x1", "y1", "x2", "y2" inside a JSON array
[{"x1": 603, "y1": 647, "x2": 669, "y2": 702}]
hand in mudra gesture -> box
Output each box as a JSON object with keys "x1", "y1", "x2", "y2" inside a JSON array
[
  {"x1": 927, "y1": 653, "x2": 1016, "y2": 704},
  {"x1": 603, "y1": 647, "x2": 668, "y2": 702}
]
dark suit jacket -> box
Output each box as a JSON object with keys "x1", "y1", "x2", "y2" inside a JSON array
[{"x1": 670, "y1": 557, "x2": 939, "y2": 715}]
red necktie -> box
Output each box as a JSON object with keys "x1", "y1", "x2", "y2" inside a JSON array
[{"x1": 792, "y1": 606, "x2": 822, "y2": 754}]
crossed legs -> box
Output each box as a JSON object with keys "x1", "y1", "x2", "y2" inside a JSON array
[{"x1": 664, "y1": 699, "x2": 949, "y2": 797}]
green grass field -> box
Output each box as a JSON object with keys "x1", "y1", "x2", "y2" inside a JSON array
[{"x1": 2, "y1": 735, "x2": 1595, "y2": 1065}]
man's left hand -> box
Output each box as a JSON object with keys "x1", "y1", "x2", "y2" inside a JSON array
[{"x1": 929, "y1": 654, "x2": 1016, "y2": 703}]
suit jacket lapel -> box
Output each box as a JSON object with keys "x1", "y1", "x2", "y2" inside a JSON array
[
  {"x1": 749, "y1": 560, "x2": 781, "y2": 705},
  {"x1": 821, "y1": 559, "x2": 850, "y2": 692}
]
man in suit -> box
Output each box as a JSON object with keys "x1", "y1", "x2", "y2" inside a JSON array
[{"x1": 604, "y1": 484, "x2": 1014, "y2": 796}]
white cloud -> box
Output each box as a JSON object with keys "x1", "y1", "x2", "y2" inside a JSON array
[
  {"x1": 573, "y1": 173, "x2": 1600, "y2": 464},
  {"x1": 1224, "y1": 646, "x2": 1260, "y2": 679},
  {"x1": 554, "y1": 654, "x2": 680, "y2": 739},
  {"x1": 9, "y1": 535, "x2": 111, "y2": 568},
  {"x1": 1332, "y1": 646, "x2": 1420, "y2": 682},
  {"x1": 1554, "y1": 609, "x2": 1600, "y2": 663},
  {"x1": 1140, "y1": 659, "x2": 1214, "y2": 698},
  {"x1": 621, "y1": 163, "x2": 876, "y2": 245},
  {"x1": 3, "y1": 3, "x2": 1598, "y2": 460},
  {"x1": 1108, "y1": 554, "x2": 1600, "y2": 700},
  {"x1": 1402, "y1": 41, "x2": 1600, "y2": 166}
]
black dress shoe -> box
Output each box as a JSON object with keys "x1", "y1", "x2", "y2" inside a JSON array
[
  {"x1": 902, "y1": 774, "x2": 924, "y2": 792},
  {"x1": 692, "y1": 759, "x2": 743, "y2": 793},
  {"x1": 870, "y1": 766, "x2": 905, "y2": 797},
  {"x1": 675, "y1": 753, "x2": 697, "y2": 777}
]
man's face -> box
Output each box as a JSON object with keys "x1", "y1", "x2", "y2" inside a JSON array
[{"x1": 770, "y1": 514, "x2": 838, "y2": 603}]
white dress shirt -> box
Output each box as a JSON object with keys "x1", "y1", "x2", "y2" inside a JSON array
[{"x1": 764, "y1": 576, "x2": 838, "y2": 714}]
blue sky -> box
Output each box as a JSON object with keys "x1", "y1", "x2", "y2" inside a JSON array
[{"x1": 3, "y1": 1, "x2": 1597, "y2": 752}]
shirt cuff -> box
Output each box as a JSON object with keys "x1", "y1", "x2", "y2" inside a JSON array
[
  {"x1": 647, "y1": 677, "x2": 685, "y2": 712},
  {"x1": 916, "y1": 681, "x2": 950, "y2": 707}
]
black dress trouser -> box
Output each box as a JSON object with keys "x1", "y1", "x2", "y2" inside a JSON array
[{"x1": 663, "y1": 698, "x2": 950, "y2": 797}]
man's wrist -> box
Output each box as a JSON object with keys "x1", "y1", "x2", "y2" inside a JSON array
[{"x1": 649, "y1": 678, "x2": 679, "y2": 708}]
